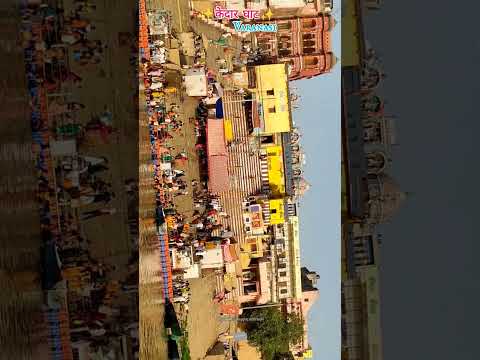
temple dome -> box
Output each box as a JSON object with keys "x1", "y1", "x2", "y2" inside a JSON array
[
  {"x1": 330, "y1": 53, "x2": 339, "y2": 68},
  {"x1": 369, "y1": 175, "x2": 406, "y2": 223}
]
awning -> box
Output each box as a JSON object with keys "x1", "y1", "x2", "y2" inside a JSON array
[
  {"x1": 220, "y1": 303, "x2": 240, "y2": 316},
  {"x1": 215, "y1": 98, "x2": 224, "y2": 119},
  {"x1": 207, "y1": 119, "x2": 229, "y2": 193},
  {"x1": 224, "y1": 119, "x2": 233, "y2": 143}
]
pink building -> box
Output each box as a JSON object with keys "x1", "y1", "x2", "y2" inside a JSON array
[
  {"x1": 221, "y1": 0, "x2": 333, "y2": 19},
  {"x1": 284, "y1": 267, "x2": 320, "y2": 356},
  {"x1": 255, "y1": 14, "x2": 337, "y2": 80}
]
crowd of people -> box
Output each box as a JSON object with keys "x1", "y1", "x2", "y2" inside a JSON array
[
  {"x1": 20, "y1": 0, "x2": 138, "y2": 358},
  {"x1": 141, "y1": 23, "x2": 238, "y2": 308}
]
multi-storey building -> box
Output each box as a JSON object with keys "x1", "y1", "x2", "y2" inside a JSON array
[
  {"x1": 246, "y1": 63, "x2": 292, "y2": 135},
  {"x1": 209, "y1": 63, "x2": 319, "y2": 356},
  {"x1": 342, "y1": 1, "x2": 404, "y2": 360},
  {"x1": 285, "y1": 267, "x2": 319, "y2": 360},
  {"x1": 255, "y1": 14, "x2": 337, "y2": 80},
  {"x1": 342, "y1": 265, "x2": 383, "y2": 360},
  {"x1": 221, "y1": 0, "x2": 333, "y2": 18}
]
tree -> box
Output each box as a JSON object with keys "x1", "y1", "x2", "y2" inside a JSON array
[{"x1": 242, "y1": 307, "x2": 304, "y2": 360}]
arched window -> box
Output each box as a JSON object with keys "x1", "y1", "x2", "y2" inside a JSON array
[
  {"x1": 303, "y1": 56, "x2": 319, "y2": 68},
  {"x1": 302, "y1": 33, "x2": 315, "y2": 41},
  {"x1": 303, "y1": 40, "x2": 316, "y2": 48},
  {"x1": 302, "y1": 19, "x2": 316, "y2": 29}
]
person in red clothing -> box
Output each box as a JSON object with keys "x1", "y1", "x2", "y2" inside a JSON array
[{"x1": 207, "y1": 209, "x2": 218, "y2": 217}]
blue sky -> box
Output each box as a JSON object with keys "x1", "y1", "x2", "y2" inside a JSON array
[{"x1": 293, "y1": 19, "x2": 341, "y2": 360}]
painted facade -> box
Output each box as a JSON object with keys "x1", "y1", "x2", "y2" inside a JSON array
[
  {"x1": 250, "y1": 64, "x2": 291, "y2": 134},
  {"x1": 341, "y1": 2, "x2": 402, "y2": 360},
  {"x1": 256, "y1": 14, "x2": 337, "y2": 80}
]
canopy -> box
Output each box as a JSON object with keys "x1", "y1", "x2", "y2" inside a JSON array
[
  {"x1": 185, "y1": 68, "x2": 207, "y2": 97},
  {"x1": 215, "y1": 98, "x2": 224, "y2": 118},
  {"x1": 207, "y1": 119, "x2": 229, "y2": 193}
]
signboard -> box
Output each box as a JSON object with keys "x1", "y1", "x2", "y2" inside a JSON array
[
  {"x1": 220, "y1": 304, "x2": 240, "y2": 316},
  {"x1": 251, "y1": 211, "x2": 263, "y2": 229},
  {"x1": 244, "y1": 204, "x2": 265, "y2": 235}
]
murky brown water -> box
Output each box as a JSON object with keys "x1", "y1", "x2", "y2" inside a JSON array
[{"x1": 0, "y1": 5, "x2": 48, "y2": 355}]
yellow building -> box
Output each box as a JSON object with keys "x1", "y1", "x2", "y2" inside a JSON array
[
  {"x1": 242, "y1": 235, "x2": 268, "y2": 258},
  {"x1": 269, "y1": 199, "x2": 285, "y2": 225},
  {"x1": 252, "y1": 64, "x2": 291, "y2": 134},
  {"x1": 265, "y1": 145, "x2": 286, "y2": 196},
  {"x1": 223, "y1": 119, "x2": 234, "y2": 143},
  {"x1": 294, "y1": 348, "x2": 313, "y2": 360}
]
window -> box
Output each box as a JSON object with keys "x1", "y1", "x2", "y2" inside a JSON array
[
  {"x1": 304, "y1": 298, "x2": 309, "y2": 302},
  {"x1": 266, "y1": 89, "x2": 274, "y2": 96},
  {"x1": 278, "y1": 41, "x2": 291, "y2": 50},
  {"x1": 259, "y1": 43, "x2": 271, "y2": 51},
  {"x1": 303, "y1": 33, "x2": 315, "y2": 40},
  {"x1": 277, "y1": 22, "x2": 291, "y2": 31},
  {"x1": 271, "y1": 209, "x2": 277, "y2": 214},
  {"x1": 261, "y1": 135, "x2": 274, "y2": 144},
  {"x1": 279, "y1": 271, "x2": 287, "y2": 277},
  {"x1": 303, "y1": 40, "x2": 315, "y2": 48},
  {"x1": 268, "y1": 106, "x2": 276, "y2": 113},
  {"x1": 302, "y1": 19, "x2": 316, "y2": 29},
  {"x1": 280, "y1": 288, "x2": 288, "y2": 294},
  {"x1": 250, "y1": 244, "x2": 258, "y2": 252},
  {"x1": 278, "y1": 49, "x2": 292, "y2": 57}
]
